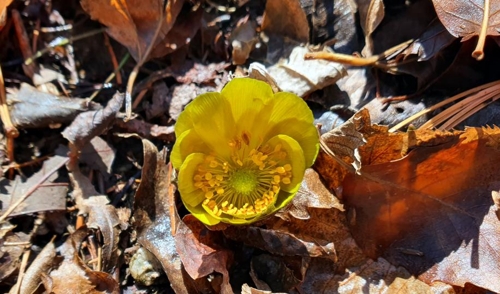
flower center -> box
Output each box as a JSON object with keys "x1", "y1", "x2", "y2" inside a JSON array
[
  {"x1": 229, "y1": 169, "x2": 258, "y2": 195},
  {"x1": 192, "y1": 133, "x2": 293, "y2": 220}
]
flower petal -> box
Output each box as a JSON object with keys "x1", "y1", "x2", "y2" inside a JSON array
[
  {"x1": 184, "y1": 202, "x2": 220, "y2": 226},
  {"x1": 174, "y1": 92, "x2": 235, "y2": 160},
  {"x1": 265, "y1": 134, "x2": 306, "y2": 193},
  {"x1": 264, "y1": 92, "x2": 319, "y2": 167},
  {"x1": 266, "y1": 118, "x2": 319, "y2": 168},
  {"x1": 171, "y1": 129, "x2": 209, "y2": 169},
  {"x1": 178, "y1": 153, "x2": 207, "y2": 207},
  {"x1": 221, "y1": 78, "x2": 275, "y2": 149}
]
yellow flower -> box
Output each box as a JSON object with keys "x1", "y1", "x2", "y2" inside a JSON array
[{"x1": 171, "y1": 78, "x2": 319, "y2": 225}]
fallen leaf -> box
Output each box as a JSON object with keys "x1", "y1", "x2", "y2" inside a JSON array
[
  {"x1": 80, "y1": 0, "x2": 187, "y2": 60},
  {"x1": 0, "y1": 150, "x2": 68, "y2": 217},
  {"x1": 115, "y1": 119, "x2": 175, "y2": 141},
  {"x1": 241, "y1": 283, "x2": 278, "y2": 294},
  {"x1": 62, "y1": 92, "x2": 124, "y2": 150},
  {"x1": 20, "y1": 241, "x2": 56, "y2": 294},
  {"x1": 359, "y1": 0, "x2": 385, "y2": 56},
  {"x1": 298, "y1": 257, "x2": 433, "y2": 293},
  {"x1": 399, "y1": 19, "x2": 457, "y2": 62},
  {"x1": 249, "y1": 254, "x2": 303, "y2": 293},
  {"x1": 261, "y1": 0, "x2": 309, "y2": 43},
  {"x1": 432, "y1": 0, "x2": 500, "y2": 40},
  {"x1": 80, "y1": 136, "x2": 116, "y2": 176},
  {"x1": 337, "y1": 125, "x2": 500, "y2": 292},
  {"x1": 266, "y1": 46, "x2": 346, "y2": 97},
  {"x1": 44, "y1": 228, "x2": 119, "y2": 294},
  {"x1": 276, "y1": 168, "x2": 344, "y2": 220},
  {"x1": 133, "y1": 139, "x2": 195, "y2": 294},
  {"x1": 7, "y1": 83, "x2": 98, "y2": 129},
  {"x1": 175, "y1": 215, "x2": 233, "y2": 294},
  {"x1": 0, "y1": 231, "x2": 28, "y2": 282},
  {"x1": 67, "y1": 159, "x2": 121, "y2": 272},
  {"x1": 229, "y1": 17, "x2": 258, "y2": 65},
  {"x1": 85, "y1": 196, "x2": 121, "y2": 272}
]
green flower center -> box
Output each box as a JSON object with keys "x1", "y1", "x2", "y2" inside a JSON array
[
  {"x1": 229, "y1": 169, "x2": 259, "y2": 195},
  {"x1": 192, "y1": 135, "x2": 293, "y2": 220}
]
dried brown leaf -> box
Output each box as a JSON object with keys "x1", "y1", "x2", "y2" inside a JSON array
[
  {"x1": 267, "y1": 46, "x2": 346, "y2": 97},
  {"x1": 250, "y1": 254, "x2": 303, "y2": 293},
  {"x1": 175, "y1": 215, "x2": 233, "y2": 294},
  {"x1": 261, "y1": 0, "x2": 309, "y2": 43},
  {"x1": 20, "y1": 241, "x2": 56, "y2": 294},
  {"x1": 0, "y1": 150, "x2": 68, "y2": 217},
  {"x1": 0, "y1": 231, "x2": 29, "y2": 282},
  {"x1": 339, "y1": 126, "x2": 500, "y2": 292},
  {"x1": 358, "y1": 0, "x2": 385, "y2": 56},
  {"x1": 399, "y1": 19, "x2": 457, "y2": 62},
  {"x1": 85, "y1": 197, "x2": 121, "y2": 272},
  {"x1": 80, "y1": 136, "x2": 116, "y2": 176},
  {"x1": 80, "y1": 0, "x2": 189, "y2": 60},
  {"x1": 133, "y1": 139, "x2": 195, "y2": 294},
  {"x1": 229, "y1": 18, "x2": 257, "y2": 65},
  {"x1": 433, "y1": 0, "x2": 500, "y2": 40},
  {"x1": 298, "y1": 258, "x2": 432, "y2": 293},
  {"x1": 67, "y1": 158, "x2": 121, "y2": 273},
  {"x1": 276, "y1": 168, "x2": 343, "y2": 220},
  {"x1": 7, "y1": 83, "x2": 98, "y2": 129},
  {"x1": 45, "y1": 232, "x2": 118, "y2": 294},
  {"x1": 62, "y1": 92, "x2": 124, "y2": 150}
]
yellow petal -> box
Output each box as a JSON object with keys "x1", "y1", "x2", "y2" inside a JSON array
[
  {"x1": 171, "y1": 129, "x2": 209, "y2": 169},
  {"x1": 221, "y1": 78, "x2": 275, "y2": 149},
  {"x1": 174, "y1": 92, "x2": 234, "y2": 160},
  {"x1": 266, "y1": 118, "x2": 319, "y2": 168},
  {"x1": 265, "y1": 92, "x2": 319, "y2": 167},
  {"x1": 265, "y1": 134, "x2": 306, "y2": 194},
  {"x1": 273, "y1": 190, "x2": 294, "y2": 212},
  {"x1": 183, "y1": 202, "x2": 220, "y2": 226},
  {"x1": 178, "y1": 153, "x2": 207, "y2": 207}
]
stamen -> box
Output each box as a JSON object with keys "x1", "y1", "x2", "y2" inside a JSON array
[{"x1": 194, "y1": 139, "x2": 294, "y2": 220}]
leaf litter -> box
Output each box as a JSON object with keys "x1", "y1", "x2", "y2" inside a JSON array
[{"x1": 2, "y1": 0, "x2": 500, "y2": 293}]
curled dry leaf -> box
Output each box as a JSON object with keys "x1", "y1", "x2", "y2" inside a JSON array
[
  {"x1": 62, "y1": 92, "x2": 124, "y2": 150},
  {"x1": 7, "y1": 83, "x2": 99, "y2": 129},
  {"x1": 261, "y1": 0, "x2": 309, "y2": 42},
  {"x1": 85, "y1": 197, "x2": 121, "y2": 272},
  {"x1": 225, "y1": 205, "x2": 366, "y2": 270},
  {"x1": 67, "y1": 160, "x2": 121, "y2": 273},
  {"x1": 19, "y1": 241, "x2": 56, "y2": 294},
  {"x1": 44, "y1": 229, "x2": 119, "y2": 294},
  {"x1": 276, "y1": 168, "x2": 344, "y2": 220},
  {"x1": 317, "y1": 110, "x2": 500, "y2": 292},
  {"x1": 266, "y1": 46, "x2": 346, "y2": 97},
  {"x1": 80, "y1": 0, "x2": 188, "y2": 60},
  {"x1": 133, "y1": 139, "x2": 195, "y2": 294},
  {"x1": 359, "y1": 0, "x2": 385, "y2": 56},
  {"x1": 175, "y1": 215, "x2": 233, "y2": 294}
]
